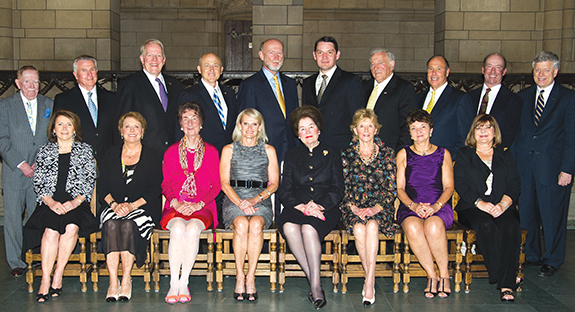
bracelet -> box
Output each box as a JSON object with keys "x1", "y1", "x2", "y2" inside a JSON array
[
  {"x1": 436, "y1": 201, "x2": 443, "y2": 208},
  {"x1": 198, "y1": 201, "x2": 205, "y2": 209},
  {"x1": 474, "y1": 198, "x2": 481, "y2": 207},
  {"x1": 109, "y1": 201, "x2": 117, "y2": 207},
  {"x1": 500, "y1": 201, "x2": 508, "y2": 210},
  {"x1": 170, "y1": 198, "x2": 178, "y2": 208},
  {"x1": 264, "y1": 189, "x2": 271, "y2": 197},
  {"x1": 258, "y1": 194, "x2": 264, "y2": 201},
  {"x1": 408, "y1": 202, "x2": 414, "y2": 208}
]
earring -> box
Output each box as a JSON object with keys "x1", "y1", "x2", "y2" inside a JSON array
[
  {"x1": 73, "y1": 133, "x2": 76, "y2": 138},
  {"x1": 429, "y1": 134, "x2": 432, "y2": 138},
  {"x1": 121, "y1": 134, "x2": 124, "y2": 140},
  {"x1": 200, "y1": 126, "x2": 203, "y2": 129},
  {"x1": 141, "y1": 133, "x2": 144, "y2": 139},
  {"x1": 52, "y1": 131, "x2": 56, "y2": 137}
]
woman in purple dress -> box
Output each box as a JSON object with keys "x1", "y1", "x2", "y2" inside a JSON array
[{"x1": 396, "y1": 110, "x2": 454, "y2": 299}]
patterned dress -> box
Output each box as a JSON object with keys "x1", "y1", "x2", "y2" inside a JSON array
[{"x1": 339, "y1": 138, "x2": 399, "y2": 236}]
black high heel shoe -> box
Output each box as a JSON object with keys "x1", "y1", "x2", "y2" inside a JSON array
[
  {"x1": 438, "y1": 278, "x2": 451, "y2": 298},
  {"x1": 424, "y1": 278, "x2": 437, "y2": 299},
  {"x1": 36, "y1": 293, "x2": 49, "y2": 303},
  {"x1": 49, "y1": 287, "x2": 62, "y2": 298},
  {"x1": 313, "y1": 289, "x2": 327, "y2": 310}
]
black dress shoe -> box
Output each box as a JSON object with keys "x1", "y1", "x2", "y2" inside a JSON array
[
  {"x1": 538, "y1": 264, "x2": 558, "y2": 277},
  {"x1": 11, "y1": 267, "x2": 25, "y2": 277},
  {"x1": 524, "y1": 259, "x2": 542, "y2": 267}
]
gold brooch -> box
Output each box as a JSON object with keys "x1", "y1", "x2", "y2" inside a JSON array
[{"x1": 323, "y1": 150, "x2": 328, "y2": 156}]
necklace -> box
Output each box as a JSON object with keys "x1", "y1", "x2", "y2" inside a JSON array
[
  {"x1": 359, "y1": 143, "x2": 377, "y2": 165},
  {"x1": 413, "y1": 144, "x2": 432, "y2": 156},
  {"x1": 477, "y1": 147, "x2": 493, "y2": 153}
]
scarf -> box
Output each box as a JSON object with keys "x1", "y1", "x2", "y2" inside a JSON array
[{"x1": 178, "y1": 137, "x2": 205, "y2": 198}]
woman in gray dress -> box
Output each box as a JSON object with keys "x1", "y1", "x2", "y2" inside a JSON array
[{"x1": 220, "y1": 108, "x2": 279, "y2": 302}]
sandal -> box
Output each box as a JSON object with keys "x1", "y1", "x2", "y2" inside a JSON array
[
  {"x1": 246, "y1": 292, "x2": 258, "y2": 302},
  {"x1": 36, "y1": 293, "x2": 49, "y2": 303},
  {"x1": 234, "y1": 292, "x2": 245, "y2": 301},
  {"x1": 438, "y1": 277, "x2": 451, "y2": 298},
  {"x1": 49, "y1": 287, "x2": 62, "y2": 298},
  {"x1": 424, "y1": 278, "x2": 437, "y2": 299},
  {"x1": 501, "y1": 289, "x2": 515, "y2": 302}
]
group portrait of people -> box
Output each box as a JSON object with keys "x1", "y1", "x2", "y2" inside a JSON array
[{"x1": 0, "y1": 35, "x2": 573, "y2": 308}]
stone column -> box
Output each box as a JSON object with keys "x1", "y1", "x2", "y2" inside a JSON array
[
  {"x1": 13, "y1": 0, "x2": 120, "y2": 71},
  {"x1": 252, "y1": 0, "x2": 303, "y2": 71}
]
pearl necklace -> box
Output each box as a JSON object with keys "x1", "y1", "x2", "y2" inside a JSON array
[{"x1": 477, "y1": 147, "x2": 493, "y2": 153}]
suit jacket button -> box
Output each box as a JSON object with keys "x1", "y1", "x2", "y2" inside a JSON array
[
  {"x1": 309, "y1": 166, "x2": 313, "y2": 170},
  {"x1": 309, "y1": 177, "x2": 313, "y2": 181},
  {"x1": 310, "y1": 187, "x2": 314, "y2": 192}
]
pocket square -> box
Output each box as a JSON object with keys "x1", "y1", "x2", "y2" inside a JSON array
[{"x1": 43, "y1": 108, "x2": 51, "y2": 118}]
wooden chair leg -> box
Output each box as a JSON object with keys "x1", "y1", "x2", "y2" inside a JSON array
[
  {"x1": 392, "y1": 233, "x2": 401, "y2": 293},
  {"x1": 26, "y1": 250, "x2": 35, "y2": 293}
]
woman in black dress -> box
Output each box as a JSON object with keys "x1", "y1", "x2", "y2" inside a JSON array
[
  {"x1": 98, "y1": 112, "x2": 163, "y2": 302},
  {"x1": 24, "y1": 109, "x2": 97, "y2": 302},
  {"x1": 278, "y1": 105, "x2": 344, "y2": 309}
]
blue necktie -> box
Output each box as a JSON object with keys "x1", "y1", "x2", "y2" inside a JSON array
[
  {"x1": 87, "y1": 91, "x2": 98, "y2": 127},
  {"x1": 25, "y1": 101, "x2": 34, "y2": 135},
  {"x1": 156, "y1": 78, "x2": 168, "y2": 112},
  {"x1": 213, "y1": 92, "x2": 226, "y2": 129}
]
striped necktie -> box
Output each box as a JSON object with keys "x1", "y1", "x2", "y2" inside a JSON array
[
  {"x1": 479, "y1": 88, "x2": 490, "y2": 115},
  {"x1": 317, "y1": 74, "x2": 328, "y2": 103},
  {"x1": 212, "y1": 91, "x2": 226, "y2": 129},
  {"x1": 534, "y1": 90, "x2": 545, "y2": 127}
]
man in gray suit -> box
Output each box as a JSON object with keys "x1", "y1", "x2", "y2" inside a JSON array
[{"x1": 0, "y1": 66, "x2": 53, "y2": 276}]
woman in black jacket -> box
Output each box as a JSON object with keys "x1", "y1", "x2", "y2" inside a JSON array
[{"x1": 454, "y1": 114, "x2": 521, "y2": 302}]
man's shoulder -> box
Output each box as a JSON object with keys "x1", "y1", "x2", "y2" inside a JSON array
[
  {"x1": 164, "y1": 73, "x2": 183, "y2": 86},
  {"x1": 0, "y1": 92, "x2": 20, "y2": 105}
]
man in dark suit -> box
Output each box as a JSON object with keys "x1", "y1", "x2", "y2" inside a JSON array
[
  {"x1": 302, "y1": 36, "x2": 365, "y2": 151},
  {"x1": 416, "y1": 55, "x2": 474, "y2": 158},
  {"x1": 177, "y1": 53, "x2": 236, "y2": 154},
  {"x1": 116, "y1": 39, "x2": 183, "y2": 154},
  {"x1": 363, "y1": 49, "x2": 416, "y2": 151},
  {"x1": 237, "y1": 38, "x2": 298, "y2": 164},
  {"x1": 512, "y1": 51, "x2": 575, "y2": 277},
  {"x1": 467, "y1": 53, "x2": 522, "y2": 149},
  {"x1": 0, "y1": 66, "x2": 53, "y2": 276},
  {"x1": 54, "y1": 55, "x2": 116, "y2": 163}
]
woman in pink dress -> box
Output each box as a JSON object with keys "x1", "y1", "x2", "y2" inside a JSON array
[{"x1": 160, "y1": 102, "x2": 220, "y2": 304}]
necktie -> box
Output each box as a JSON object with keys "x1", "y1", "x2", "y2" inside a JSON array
[
  {"x1": 366, "y1": 83, "x2": 379, "y2": 110},
  {"x1": 25, "y1": 101, "x2": 34, "y2": 135},
  {"x1": 479, "y1": 88, "x2": 491, "y2": 115},
  {"x1": 156, "y1": 78, "x2": 168, "y2": 112},
  {"x1": 317, "y1": 74, "x2": 328, "y2": 103},
  {"x1": 273, "y1": 75, "x2": 286, "y2": 118},
  {"x1": 212, "y1": 91, "x2": 226, "y2": 129},
  {"x1": 534, "y1": 90, "x2": 545, "y2": 127},
  {"x1": 426, "y1": 91, "x2": 436, "y2": 114},
  {"x1": 87, "y1": 91, "x2": 98, "y2": 127}
]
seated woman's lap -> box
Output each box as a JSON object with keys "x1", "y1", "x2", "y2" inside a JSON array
[
  {"x1": 162, "y1": 208, "x2": 213, "y2": 231},
  {"x1": 231, "y1": 215, "x2": 265, "y2": 232},
  {"x1": 402, "y1": 215, "x2": 446, "y2": 238}
]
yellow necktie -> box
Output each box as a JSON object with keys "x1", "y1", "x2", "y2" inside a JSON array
[
  {"x1": 366, "y1": 84, "x2": 379, "y2": 111},
  {"x1": 273, "y1": 75, "x2": 286, "y2": 118},
  {"x1": 426, "y1": 91, "x2": 436, "y2": 113}
]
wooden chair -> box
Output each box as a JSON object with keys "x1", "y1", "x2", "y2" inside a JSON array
[
  {"x1": 399, "y1": 193, "x2": 464, "y2": 293},
  {"x1": 452, "y1": 191, "x2": 528, "y2": 293},
  {"x1": 278, "y1": 228, "x2": 341, "y2": 293},
  {"x1": 89, "y1": 231, "x2": 153, "y2": 292},
  {"x1": 25, "y1": 188, "x2": 97, "y2": 293},
  {"x1": 339, "y1": 224, "x2": 402, "y2": 294},
  {"x1": 214, "y1": 223, "x2": 278, "y2": 292},
  {"x1": 151, "y1": 228, "x2": 215, "y2": 292}
]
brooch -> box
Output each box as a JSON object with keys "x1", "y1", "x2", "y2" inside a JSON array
[{"x1": 323, "y1": 150, "x2": 328, "y2": 156}]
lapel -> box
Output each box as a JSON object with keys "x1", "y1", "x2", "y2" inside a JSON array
[
  {"x1": 306, "y1": 73, "x2": 319, "y2": 106},
  {"x1": 320, "y1": 67, "x2": 342, "y2": 106},
  {"x1": 200, "y1": 82, "x2": 225, "y2": 131},
  {"x1": 469, "y1": 87, "x2": 481, "y2": 113},
  {"x1": 221, "y1": 85, "x2": 236, "y2": 126},
  {"x1": 430, "y1": 85, "x2": 452, "y2": 117},
  {"x1": 490, "y1": 87, "x2": 505, "y2": 116},
  {"x1": 537, "y1": 84, "x2": 560, "y2": 128},
  {"x1": 14, "y1": 93, "x2": 35, "y2": 136},
  {"x1": 374, "y1": 75, "x2": 398, "y2": 109},
  {"x1": 34, "y1": 95, "x2": 47, "y2": 135},
  {"x1": 138, "y1": 71, "x2": 166, "y2": 115},
  {"x1": 258, "y1": 69, "x2": 285, "y2": 118}
]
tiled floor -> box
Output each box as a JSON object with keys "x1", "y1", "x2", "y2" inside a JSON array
[{"x1": 0, "y1": 228, "x2": 573, "y2": 312}]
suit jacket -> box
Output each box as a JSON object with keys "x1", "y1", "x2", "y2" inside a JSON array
[
  {"x1": 0, "y1": 93, "x2": 53, "y2": 191},
  {"x1": 468, "y1": 85, "x2": 523, "y2": 148},
  {"x1": 511, "y1": 84, "x2": 575, "y2": 186},
  {"x1": 115, "y1": 71, "x2": 183, "y2": 154},
  {"x1": 237, "y1": 69, "x2": 298, "y2": 163},
  {"x1": 97, "y1": 144, "x2": 163, "y2": 223},
  {"x1": 54, "y1": 85, "x2": 116, "y2": 163},
  {"x1": 363, "y1": 75, "x2": 416, "y2": 151},
  {"x1": 416, "y1": 85, "x2": 474, "y2": 159},
  {"x1": 177, "y1": 82, "x2": 236, "y2": 154},
  {"x1": 302, "y1": 67, "x2": 365, "y2": 151},
  {"x1": 454, "y1": 146, "x2": 521, "y2": 212}
]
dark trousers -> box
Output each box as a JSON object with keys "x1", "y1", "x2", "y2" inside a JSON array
[{"x1": 459, "y1": 207, "x2": 521, "y2": 290}]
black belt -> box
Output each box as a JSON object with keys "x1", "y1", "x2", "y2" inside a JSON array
[{"x1": 230, "y1": 179, "x2": 268, "y2": 188}]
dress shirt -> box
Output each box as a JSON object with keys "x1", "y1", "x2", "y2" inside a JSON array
[
  {"x1": 19, "y1": 92, "x2": 37, "y2": 134},
  {"x1": 314, "y1": 65, "x2": 338, "y2": 95},
  {"x1": 535, "y1": 82, "x2": 554, "y2": 108},
  {"x1": 78, "y1": 85, "x2": 99, "y2": 110},
  {"x1": 262, "y1": 67, "x2": 284, "y2": 102},
  {"x1": 371, "y1": 73, "x2": 394, "y2": 100},
  {"x1": 422, "y1": 82, "x2": 448, "y2": 111},
  {"x1": 200, "y1": 79, "x2": 228, "y2": 122},
  {"x1": 143, "y1": 69, "x2": 167, "y2": 102},
  {"x1": 476, "y1": 84, "x2": 501, "y2": 115}
]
